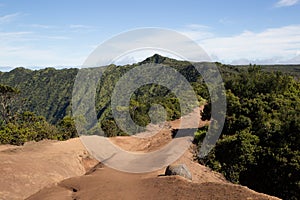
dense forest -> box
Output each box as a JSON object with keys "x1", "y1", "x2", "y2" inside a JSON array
[
  {"x1": 196, "y1": 65, "x2": 300, "y2": 200},
  {"x1": 0, "y1": 54, "x2": 299, "y2": 199},
  {"x1": 0, "y1": 67, "x2": 77, "y2": 123}
]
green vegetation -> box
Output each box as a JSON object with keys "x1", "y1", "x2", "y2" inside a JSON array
[
  {"x1": 234, "y1": 64, "x2": 300, "y2": 80},
  {"x1": 0, "y1": 67, "x2": 77, "y2": 123},
  {"x1": 0, "y1": 112, "x2": 78, "y2": 145},
  {"x1": 0, "y1": 84, "x2": 20, "y2": 125},
  {"x1": 0, "y1": 55, "x2": 206, "y2": 138},
  {"x1": 95, "y1": 58, "x2": 203, "y2": 136},
  {"x1": 0, "y1": 55, "x2": 299, "y2": 199},
  {"x1": 197, "y1": 65, "x2": 300, "y2": 200},
  {"x1": 0, "y1": 84, "x2": 77, "y2": 145}
]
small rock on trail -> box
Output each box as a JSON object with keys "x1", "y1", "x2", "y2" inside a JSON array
[{"x1": 165, "y1": 164, "x2": 192, "y2": 180}]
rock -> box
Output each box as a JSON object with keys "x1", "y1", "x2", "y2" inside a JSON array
[{"x1": 165, "y1": 164, "x2": 192, "y2": 180}]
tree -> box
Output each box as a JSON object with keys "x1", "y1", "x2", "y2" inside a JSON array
[
  {"x1": 0, "y1": 84, "x2": 20, "y2": 125},
  {"x1": 58, "y1": 116, "x2": 77, "y2": 140},
  {"x1": 199, "y1": 66, "x2": 300, "y2": 199}
]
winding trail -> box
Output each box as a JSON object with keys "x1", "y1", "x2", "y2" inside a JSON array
[{"x1": 0, "y1": 107, "x2": 280, "y2": 200}]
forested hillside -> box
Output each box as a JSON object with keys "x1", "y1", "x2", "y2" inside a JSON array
[
  {"x1": 197, "y1": 65, "x2": 300, "y2": 200},
  {"x1": 0, "y1": 67, "x2": 78, "y2": 123},
  {"x1": 0, "y1": 55, "x2": 299, "y2": 199},
  {"x1": 1, "y1": 55, "x2": 299, "y2": 127},
  {"x1": 0, "y1": 55, "x2": 207, "y2": 136}
]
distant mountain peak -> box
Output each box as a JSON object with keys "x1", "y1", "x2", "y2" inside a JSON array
[{"x1": 140, "y1": 54, "x2": 168, "y2": 64}]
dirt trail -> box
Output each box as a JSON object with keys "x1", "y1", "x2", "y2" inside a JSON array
[
  {"x1": 1, "y1": 107, "x2": 280, "y2": 200},
  {"x1": 0, "y1": 139, "x2": 97, "y2": 200},
  {"x1": 27, "y1": 162, "x2": 280, "y2": 200},
  {"x1": 109, "y1": 106, "x2": 208, "y2": 153}
]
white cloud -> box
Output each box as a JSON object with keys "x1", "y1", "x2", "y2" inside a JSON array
[
  {"x1": 2, "y1": 24, "x2": 300, "y2": 68},
  {"x1": 0, "y1": 66, "x2": 14, "y2": 72},
  {"x1": 219, "y1": 18, "x2": 234, "y2": 25},
  {"x1": 68, "y1": 24, "x2": 96, "y2": 33},
  {"x1": 179, "y1": 24, "x2": 214, "y2": 41},
  {"x1": 0, "y1": 44, "x2": 85, "y2": 67},
  {"x1": 0, "y1": 30, "x2": 70, "y2": 44},
  {"x1": 0, "y1": 31, "x2": 33, "y2": 43},
  {"x1": 281, "y1": 55, "x2": 300, "y2": 64},
  {"x1": 185, "y1": 24, "x2": 211, "y2": 30},
  {"x1": 0, "y1": 12, "x2": 21, "y2": 24},
  {"x1": 83, "y1": 28, "x2": 212, "y2": 67},
  {"x1": 0, "y1": 31, "x2": 84, "y2": 68},
  {"x1": 42, "y1": 35, "x2": 70, "y2": 40},
  {"x1": 80, "y1": 26, "x2": 300, "y2": 67},
  {"x1": 69, "y1": 24, "x2": 92, "y2": 29},
  {"x1": 26, "y1": 24, "x2": 55, "y2": 29},
  {"x1": 194, "y1": 25, "x2": 300, "y2": 64},
  {"x1": 274, "y1": 0, "x2": 298, "y2": 7}
]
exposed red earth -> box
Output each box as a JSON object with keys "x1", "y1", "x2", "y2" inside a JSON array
[{"x1": 0, "y1": 107, "x2": 280, "y2": 200}]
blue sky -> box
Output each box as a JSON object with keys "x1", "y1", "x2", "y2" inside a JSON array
[{"x1": 0, "y1": 0, "x2": 300, "y2": 70}]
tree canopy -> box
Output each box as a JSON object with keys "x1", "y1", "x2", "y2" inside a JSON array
[{"x1": 198, "y1": 65, "x2": 300, "y2": 200}]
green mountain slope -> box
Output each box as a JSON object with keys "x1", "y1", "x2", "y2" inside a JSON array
[
  {"x1": 0, "y1": 55, "x2": 299, "y2": 199},
  {"x1": 0, "y1": 67, "x2": 78, "y2": 123}
]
